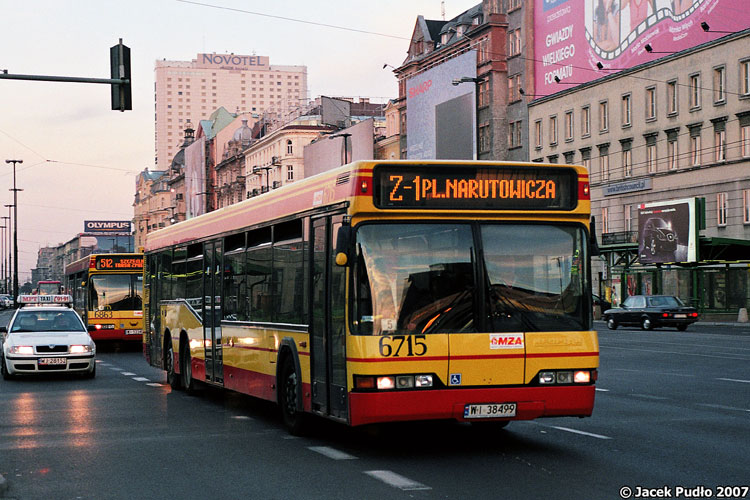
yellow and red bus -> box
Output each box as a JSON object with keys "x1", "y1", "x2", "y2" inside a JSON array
[
  {"x1": 143, "y1": 160, "x2": 599, "y2": 433},
  {"x1": 65, "y1": 253, "x2": 144, "y2": 342}
]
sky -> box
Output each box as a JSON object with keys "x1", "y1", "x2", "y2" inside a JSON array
[{"x1": 0, "y1": 0, "x2": 481, "y2": 282}]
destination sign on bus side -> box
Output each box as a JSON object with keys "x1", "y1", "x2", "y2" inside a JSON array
[
  {"x1": 95, "y1": 256, "x2": 144, "y2": 270},
  {"x1": 373, "y1": 165, "x2": 576, "y2": 210}
]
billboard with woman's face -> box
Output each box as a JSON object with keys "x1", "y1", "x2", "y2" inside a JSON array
[{"x1": 534, "y1": 0, "x2": 749, "y2": 96}]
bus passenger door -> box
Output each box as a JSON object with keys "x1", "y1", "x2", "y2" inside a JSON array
[
  {"x1": 203, "y1": 240, "x2": 224, "y2": 384},
  {"x1": 310, "y1": 215, "x2": 348, "y2": 420}
]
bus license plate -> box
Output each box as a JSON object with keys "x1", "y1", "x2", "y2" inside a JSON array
[
  {"x1": 39, "y1": 358, "x2": 66, "y2": 366},
  {"x1": 464, "y1": 403, "x2": 516, "y2": 419},
  {"x1": 125, "y1": 329, "x2": 142, "y2": 335}
]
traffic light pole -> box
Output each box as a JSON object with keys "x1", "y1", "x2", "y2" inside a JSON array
[{"x1": 0, "y1": 39, "x2": 131, "y2": 111}]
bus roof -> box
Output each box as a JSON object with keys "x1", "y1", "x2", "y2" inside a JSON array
[{"x1": 144, "y1": 160, "x2": 589, "y2": 252}]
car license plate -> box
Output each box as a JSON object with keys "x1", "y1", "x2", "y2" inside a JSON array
[
  {"x1": 39, "y1": 357, "x2": 66, "y2": 366},
  {"x1": 464, "y1": 403, "x2": 517, "y2": 419},
  {"x1": 674, "y1": 314, "x2": 686, "y2": 318},
  {"x1": 125, "y1": 329, "x2": 142, "y2": 335}
]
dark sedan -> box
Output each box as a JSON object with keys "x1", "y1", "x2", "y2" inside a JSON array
[{"x1": 602, "y1": 295, "x2": 698, "y2": 331}]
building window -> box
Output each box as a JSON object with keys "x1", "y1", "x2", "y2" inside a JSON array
[
  {"x1": 691, "y1": 135, "x2": 701, "y2": 166},
  {"x1": 714, "y1": 129, "x2": 726, "y2": 162},
  {"x1": 581, "y1": 105, "x2": 590, "y2": 136},
  {"x1": 549, "y1": 115, "x2": 558, "y2": 145},
  {"x1": 620, "y1": 139, "x2": 632, "y2": 177},
  {"x1": 743, "y1": 190, "x2": 750, "y2": 224},
  {"x1": 509, "y1": 0, "x2": 522, "y2": 10},
  {"x1": 717, "y1": 192, "x2": 728, "y2": 227},
  {"x1": 624, "y1": 205, "x2": 633, "y2": 232},
  {"x1": 598, "y1": 144, "x2": 610, "y2": 183},
  {"x1": 599, "y1": 100, "x2": 609, "y2": 132},
  {"x1": 689, "y1": 73, "x2": 701, "y2": 109},
  {"x1": 286, "y1": 140, "x2": 293, "y2": 155},
  {"x1": 508, "y1": 74, "x2": 521, "y2": 103},
  {"x1": 645, "y1": 86, "x2": 656, "y2": 120},
  {"x1": 667, "y1": 80, "x2": 678, "y2": 115},
  {"x1": 602, "y1": 207, "x2": 609, "y2": 233},
  {"x1": 647, "y1": 144, "x2": 657, "y2": 173},
  {"x1": 508, "y1": 120, "x2": 522, "y2": 149},
  {"x1": 287, "y1": 165, "x2": 294, "y2": 181},
  {"x1": 565, "y1": 110, "x2": 573, "y2": 141},
  {"x1": 479, "y1": 122, "x2": 490, "y2": 153},
  {"x1": 564, "y1": 151, "x2": 575, "y2": 164},
  {"x1": 534, "y1": 119, "x2": 542, "y2": 149},
  {"x1": 741, "y1": 59, "x2": 750, "y2": 96},
  {"x1": 580, "y1": 148, "x2": 591, "y2": 171},
  {"x1": 742, "y1": 124, "x2": 750, "y2": 157},
  {"x1": 478, "y1": 79, "x2": 490, "y2": 107},
  {"x1": 621, "y1": 93, "x2": 631, "y2": 127},
  {"x1": 508, "y1": 29, "x2": 521, "y2": 56},
  {"x1": 713, "y1": 66, "x2": 726, "y2": 104}
]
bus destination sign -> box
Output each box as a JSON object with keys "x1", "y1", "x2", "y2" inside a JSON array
[
  {"x1": 95, "y1": 255, "x2": 144, "y2": 271},
  {"x1": 373, "y1": 165, "x2": 577, "y2": 210}
]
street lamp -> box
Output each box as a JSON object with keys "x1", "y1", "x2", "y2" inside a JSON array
[
  {"x1": 3, "y1": 207, "x2": 11, "y2": 297},
  {"x1": 451, "y1": 76, "x2": 483, "y2": 160},
  {"x1": 4, "y1": 159, "x2": 21, "y2": 306},
  {"x1": 0, "y1": 223, "x2": 5, "y2": 293}
]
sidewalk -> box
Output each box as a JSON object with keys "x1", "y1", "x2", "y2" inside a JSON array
[{"x1": 594, "y1": 319, "x2": 750, "y2": 330}]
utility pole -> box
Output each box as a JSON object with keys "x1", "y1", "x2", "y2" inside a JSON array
[{"x1": 5, "y1": 160, "x2": 22, "y2": 306}]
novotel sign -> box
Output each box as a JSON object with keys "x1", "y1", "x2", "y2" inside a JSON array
[
  {"x1": 84, "y1": 221, "x2": 132, "y2": 233},
  {"x1": 197, "y1": 53, "x2": 269, "y2": 70}
]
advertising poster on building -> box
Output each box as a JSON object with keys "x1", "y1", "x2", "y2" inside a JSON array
[
  {"x1": 185, "y1": 136, "x2": 206, "y2": 219},
  {"x1": 638, "y1": 198, "x2": 697, "y2": 264},
  {"x1": 534, "y1": 0, "x2": 749, "y2": 97},
  {"x1": 406, "y1": 51, "x2": 477, "y2": 160}
]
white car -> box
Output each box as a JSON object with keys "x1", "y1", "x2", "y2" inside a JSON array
[
  {"x1": 0, "y1": 294, "x2": 12, "y2": 309},
  {"x1": 1, "y1": 297, "x2": 96, "y2": 379}
]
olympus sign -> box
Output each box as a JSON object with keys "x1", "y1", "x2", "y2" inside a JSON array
[{"x1": 84, "y1": 221, "x2": 132, "y2": 233}]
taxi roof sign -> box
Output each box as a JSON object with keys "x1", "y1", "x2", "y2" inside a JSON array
[{"x1": 18, "y1": 294, "x2": 73, "y2": 306}]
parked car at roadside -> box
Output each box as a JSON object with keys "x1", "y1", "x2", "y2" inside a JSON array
[
  {"x1": 602, "y1": 295, "x2": 698, "y2": 331},
  {"x1": 0, "y1": 294, "x2": 12, "y2": 309}
]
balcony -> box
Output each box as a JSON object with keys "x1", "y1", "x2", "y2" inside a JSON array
[{"x1": 601, "y1": 231, "x2": 638, "y2": 245}]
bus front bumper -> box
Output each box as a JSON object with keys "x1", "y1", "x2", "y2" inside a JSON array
[{"x1": 348, "y1": 385, "x2": 595, "y2": 427}]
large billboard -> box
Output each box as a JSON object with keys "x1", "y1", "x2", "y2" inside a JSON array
[
  {"x1": 638, "y1": 198, "x2": 697, "y2": 264},
  {"x1": 406, "y1": 51, "x2": 477, "y2": 160},
  {"x1": 185, "y1": 136, "x2": 206, "y2": 219},
  {"x1": 534, "y1": 0, "x2": 749, "y2": 96}
]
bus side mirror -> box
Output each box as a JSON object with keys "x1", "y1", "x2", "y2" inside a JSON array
[
  {"x1": 590, "y1": 216, "x2": 601, "y2": 257},
  {"x1": 335, "y1": 224, "x2": 352, "y2": 267}
]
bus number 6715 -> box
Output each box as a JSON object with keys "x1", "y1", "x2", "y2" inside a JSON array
[{"x1": 378, "y1": 335, "x2": 428, "y2": 357}]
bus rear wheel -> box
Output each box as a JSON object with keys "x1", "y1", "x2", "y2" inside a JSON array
[
  {"x1": 181, "y1": 342, "x2": 197, "y2": 394},
  {"x1": 166, "y1": 338, "x2": 181, "y2": 390},
  {"x1": 280, "y1": 356, "x2": 307, "y2": 435}
]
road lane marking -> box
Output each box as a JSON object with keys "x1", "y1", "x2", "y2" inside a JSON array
[
  {"x1": 595, "y1": 388, "x2": 609, "y2": 392},
  {"x1": 231, "y1": 416, "x2": 252, "y2": 420},
  {"x1": 121, "y1": 372, "x2": 136, "y2": 376},
  {"x1": 364, "y1": 470, "x2": 431, "y2": 491},
  {"x1": 549, "y1": 426, "x2": 612, "y2": 440},
  {"x1": 717, "y1": 378, "x2": 750, "y2": 384},
  {"x1": 132, "y1": 377, "x2": 149, "y2": 382},
  {"x1": 697, "y1": 403, "x2": 750, "y2": 413},
  {"x1": 146, "y1": 383, "x2": 163, "y2": 387},
  {"x1": 308, "y1": 446, "x2": 357, "y2": 460},
  {"x1": 630, "y1": 393, "x2": 669, "y2": 400},
  {"x1": 109, "y1": 367, "x2": 123, "y2": 371}
]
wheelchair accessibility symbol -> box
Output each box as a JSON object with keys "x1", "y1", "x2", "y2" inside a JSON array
[{"x1": 450, "y1": 373, "x2": 462, "y2": 386}]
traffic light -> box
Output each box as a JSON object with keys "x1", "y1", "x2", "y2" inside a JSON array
[{"x1": 110, "y1": 40, "x2": 132, "y2": 111}]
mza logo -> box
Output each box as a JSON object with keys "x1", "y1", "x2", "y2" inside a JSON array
[{"x1": 490, "y1": 333, "x2": 524, "y2": 349}]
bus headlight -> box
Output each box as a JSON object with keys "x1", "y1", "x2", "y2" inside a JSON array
[
  {"x1": 539, "y1": 371, "x2": 555, "y2": 384},
  {"x1": 377, "y1": 376, "x2": 395, "y2": 390},
  {"x1": 574, "y1": 370, "x2": 591, "y2": 384},
  {"x1": 414, "y1": 374, "x2": 433, "y2": 387}
]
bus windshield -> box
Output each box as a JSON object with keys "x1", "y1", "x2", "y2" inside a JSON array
[
  {"x1": 353, "y1": 223, "x2": 588, "y2": 335},
  {"x1": 89, "y1": 275, "x2": 143, "y2": 311}
]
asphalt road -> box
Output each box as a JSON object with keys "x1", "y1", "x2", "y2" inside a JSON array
[{"x1": 1, "y1": 308, "x2": 749, "y2": 499}]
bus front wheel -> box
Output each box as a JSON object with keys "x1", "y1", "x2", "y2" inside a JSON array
[{"x1": 280, "y1": 356, "x2": 307, "y2": 435}]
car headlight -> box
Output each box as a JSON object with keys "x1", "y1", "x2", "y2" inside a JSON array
[
  {"x1": 10, "y1": 345, "x2": 34, "y2": 355},
  {"x1": 70, "y1": 345, "x2": 93, "y2": 354}
]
